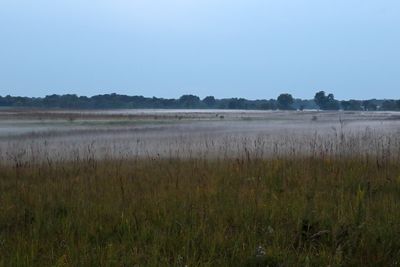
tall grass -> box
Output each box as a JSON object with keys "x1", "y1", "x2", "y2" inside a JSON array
[
  {"x1": 1, "y1": 151, "x2": 400, "y2": 266},
  {"x1": 1, "y1": 111, "x2": 400, "y2": 266},
  {"x1": 2, "y1": 125, "x2": 400, "y2": 165}
]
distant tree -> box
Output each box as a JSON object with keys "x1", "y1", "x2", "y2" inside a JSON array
[
  {"x1": 340, "y1": 100, "x2": 362, "y2": 111},
  {"x1": 259, "y1": 102, "x2": 272, "y2": 110},
  {"x1": 362, "y1": 100, "x2": 377, "y2": 111},
  {"x1": 340, "y1": 101, "x2": 350, "y2": 111},
  {"x1": 202, "y1": 96, "x2": 216, "y2": 107},
  {"x1": 325, "y1": 94, "x2": 340, "y2": 110},
  {"x1": 381, "y1": 100, "x2": 399, "y2": 111},
  {"x1": 0, "y1": 92, "x2": 396, "y2": 111},
  {"x1": 59, "y1": 94, "x2": 80, "y2": 108},
  {"x1": 314, "y1": 91, "x2": 339, "y2": 110},
  {"x1": 294, "y1": 99, "x2": 318, "y2": 110},
  {"x1": 277, "y1": 93, "x2": 294, "y2": 110},
  {"x1": 0, "y1": 95, "x2": 14, "y2": 106},
  {"x1": 178, "y1": 95, "x2": 201, "y2": 108},
  {"x1": 314, "y1": 91, "x2": 327, "y2": 109},
  {"x1": 227, "y1": 98, "x2": 247, "y2": 109},
  {"x1": 256, "y1": 100, "x2": 277, "y2": 110}
]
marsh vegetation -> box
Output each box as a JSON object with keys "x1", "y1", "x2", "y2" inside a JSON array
[{"x1": 1, "y1": 110, "x2": 400, "y2": 266}]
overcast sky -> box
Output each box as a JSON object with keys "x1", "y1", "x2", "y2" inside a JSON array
[{"x1": 0, "y1": 0, "x2": 399, "y2": 99}]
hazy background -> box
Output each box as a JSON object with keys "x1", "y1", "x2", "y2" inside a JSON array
[{"x1": 1, "y1": 0, "x2": 399, "y2": 99}]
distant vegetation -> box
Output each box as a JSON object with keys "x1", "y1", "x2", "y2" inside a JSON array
[{"x1": 1, "y1": 91, "x2": 400, "y2": 111}]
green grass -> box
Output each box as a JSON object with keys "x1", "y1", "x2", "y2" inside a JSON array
[{"x1": 1, "y1": 156, "x2": 400, "y2": 266}]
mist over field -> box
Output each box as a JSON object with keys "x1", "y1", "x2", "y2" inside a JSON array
[{"x1": 1, "y1": 109, "x2": 400, "y2": 163}]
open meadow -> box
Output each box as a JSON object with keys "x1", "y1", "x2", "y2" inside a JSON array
[{"x1": 1, "y1": 109, "x2": 400, "y2": 266}]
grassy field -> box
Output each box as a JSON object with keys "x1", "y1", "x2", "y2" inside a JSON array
[
  {"x1": 1, "y1": 155, "x2": 400, "y2": 266},
  {"x1": 1, "y1": 110, "x2": 400, "y2": 266}
]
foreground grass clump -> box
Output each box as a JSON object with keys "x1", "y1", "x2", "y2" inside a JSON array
[{"x1": 1, "y1": 157, "x2": 400, "y2": 266}]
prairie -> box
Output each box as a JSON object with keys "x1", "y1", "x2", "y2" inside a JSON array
[{"x1": 0, "y1": 109, "x2": 400, "y2": 266}]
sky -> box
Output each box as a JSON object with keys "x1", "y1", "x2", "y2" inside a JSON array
[{"x1": 0, "y1": 0, "x2": 399, "y2": 100}]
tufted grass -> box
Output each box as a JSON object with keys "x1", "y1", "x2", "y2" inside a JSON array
[{"x1": 0, "y1": 154, "x2": 400, "y2": 266}]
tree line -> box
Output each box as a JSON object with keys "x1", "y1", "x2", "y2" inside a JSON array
[{"x1": 0, "y1": 91, "x2": 399, "y2": 111}]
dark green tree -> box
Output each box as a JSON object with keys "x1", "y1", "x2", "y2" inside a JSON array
[
  {"x1": 340, "y1": 100, "x2": 362, "y2": 111},
  {"x1": 381, "y1": 100, "x2": 399, "y2": 111},
  {"x1": 314, "y1": 91, "x2": 327, "y2": 109},
  {"x1": 227, "y1": 98, "x2": 247, "y2": 109},
  {"x1": 362, "y1": 100, "x2": 377, "y2": 111},
  {"x1": 277, "y1": 93, "x2": 294, "y2": 110},
  {"x1": 178, "y1": 95, "x2": 201, "y2": 108},
  {"x1": 202, "y1": 96, "x2": 216, "y2": 107},
  {"x1": 314, "y1": 91, "x2": 339, "y2": 110}
]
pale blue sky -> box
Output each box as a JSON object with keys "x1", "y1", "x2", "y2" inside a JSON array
[{"x1": 0, "y1": 0, "x2": 399, "y2": 99}]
